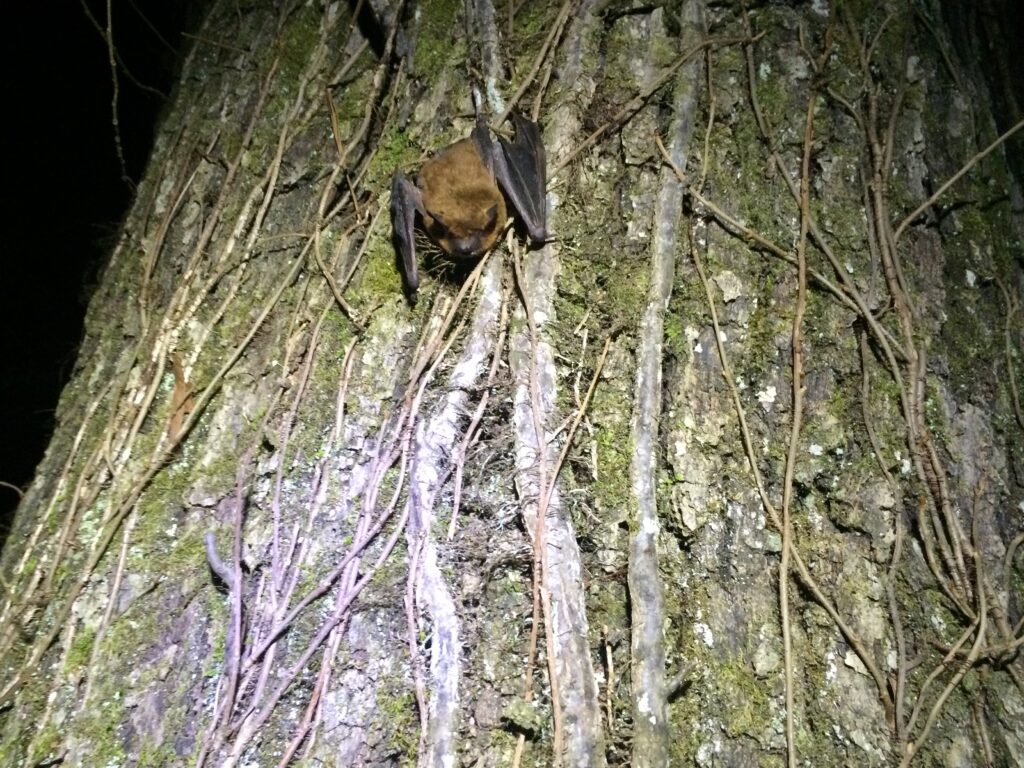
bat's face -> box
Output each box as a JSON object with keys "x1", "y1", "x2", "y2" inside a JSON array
[{"x1": 422, "y1": 197, "x2": 503, "y2": 258}]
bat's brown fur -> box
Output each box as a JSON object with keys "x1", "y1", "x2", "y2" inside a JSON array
[{"x1": 417, "y1": 138, "x2": 506, "y2": 257}]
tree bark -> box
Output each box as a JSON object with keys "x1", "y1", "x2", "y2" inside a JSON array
[{"x1": 1, "y1": 1, "x2": 1022, "y2": 767}]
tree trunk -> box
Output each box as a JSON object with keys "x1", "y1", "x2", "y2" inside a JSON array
[{"x1": 2, "y1": 1, "x2": 1021, "y2": 766}]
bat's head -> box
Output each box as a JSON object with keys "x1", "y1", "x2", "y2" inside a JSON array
[
  {"x1": 422, "y1": 191, "x2": 505, "y2": 258},
  {"x1": 416, "y1": 136, "x2": 509, "y2": 259}
]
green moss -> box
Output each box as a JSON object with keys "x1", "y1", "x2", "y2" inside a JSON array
[
  {"x1": 592, "y1": 421, "x2": 635, "y2": 518},
  {"x1": 205, "y1": 604, "x2": 227, "y2": 677},
  {"x1": 373, "y1": 686, "x2": 419, "y2": 765},
  {"x1": 507, "y1": 1, "x2": 557, "y2": 55},
  {"x1": 273, "y1": 2, "x2": 322, "y2": 85},
  {"x1": 271, "y1": 317, "x2": 357, "y2": 474},
  {"x1": 66, "y1": 627, "x2": 96, "y2": 671},
  {"x1": 138, "y1": 742, "x2": 180, "y2": 767},
  {"x1": 363, "y1": 121, "x2": 422, "y2": 194},
  {"x1": 26, "y1": 723, "x2": 61, "y2": 767},
  {"x1": 719, "y1": 656, "x2": 773, "y2": 736},
  {"x1": 411, "y1": 0, "x2": 467, "y2": 77},
  {"x1": 71, "y1": 692, "x2": 129, "y2": 767}
]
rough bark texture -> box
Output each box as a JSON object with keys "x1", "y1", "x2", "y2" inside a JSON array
[{"x1": 1, "y1": 1, "x2": 1021, "y2": 767}]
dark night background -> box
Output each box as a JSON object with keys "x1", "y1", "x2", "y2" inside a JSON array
[
  {"x1": 1, "y1": 1, "x2": 1022, "y2": 536},
  {"x1": 2, "y1": 2, "x2": 204, "y2": 531}
]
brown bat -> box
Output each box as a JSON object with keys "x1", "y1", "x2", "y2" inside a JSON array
[{"x1": 391, "y1": 113, "x2": 548, "y2": 302}]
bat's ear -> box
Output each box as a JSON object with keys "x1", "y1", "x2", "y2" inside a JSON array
[{"x1": 484, "y1": 204, "x2": 499, "y2": 229}]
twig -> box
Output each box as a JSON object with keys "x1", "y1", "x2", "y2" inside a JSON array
[
  {"x1": 181, "y1": 31, "x2": 249, "y2": 55},
  {"x1": 496, "y1": 0, "x2": 576, "y2": 126},
  {"x1": 996, "y1": 279, "x2": 1024, "y2": 432},
  {"x1": 551, "y1": 33, "x2": 761, "y2": 176},
  {"x1": 858, "y1": 332, "x2": 898, "y2": 493},
  {"x1": 893, "y1": 119, "x2": 1024, "y2": 242},
  {"x1": 77, "y1": 0, "x2": 167, "y2": 98},
  {"x1": 449, "y1": 282, "x2": 511, "y2": 539},
  {"x1": 104, "y1": 0, "x2": 131, "y2": 186},
  {"x1": 683, "y1": 215, "x2": 894, "y2": 722},
  {"x1": 313, "y1": 223, "x2": 360, "y2": 323},
  {"x1": 204, "y1": 532, "x2": 236, "y2": 590},
  {"x1": 511, "y1": 245, "x2": 564, "y2": 768},
  {"x1": 888, "y1": 516, "x2": 908, "y2": 739},
  {"x1": 900, "y1": 524, "x2": 988, "y2": 767},
  {"x1": 774, "y1": 64, "x2": 817, "y2": 768},
  {"x1": 0, "y1": 480, "x2": 24, "y2": 500}
]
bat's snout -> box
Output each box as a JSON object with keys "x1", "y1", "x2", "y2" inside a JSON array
[{"x1": 447, "y1": 235, "x2": 484, "y2": 258}]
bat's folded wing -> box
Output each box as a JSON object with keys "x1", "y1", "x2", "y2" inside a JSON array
[
  {"x1": 391, "y1": 171, "x2": 423, "y2": 297},
  {"x1": 488, "y1": 114, "x2": 549, "y2": 244}
]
